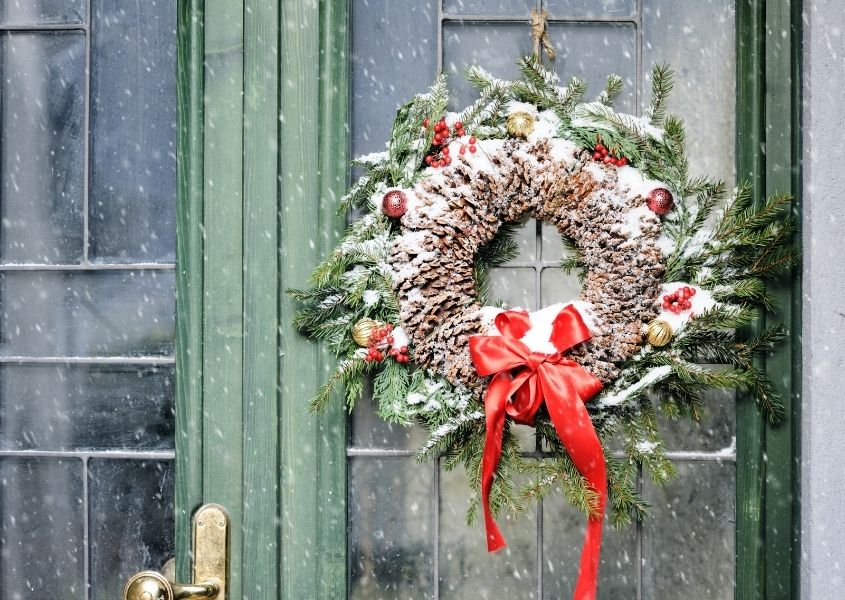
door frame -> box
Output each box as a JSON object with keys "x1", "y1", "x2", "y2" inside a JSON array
[{"x1": 174, "y1": 0, "x2": 802, "y2": 597}]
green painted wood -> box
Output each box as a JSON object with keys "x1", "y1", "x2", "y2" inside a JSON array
[
  {"x1": 735, "y1": 1, "x2": 766, "y2": 598},
  {"x1": 278, "y1": 0, "x2": 348, "y2": 597},
  {"x1": 174, "y1": 0, "x2": 205, "y2": 582},
  {"x1": 242, "y1": 0, "x2": 281, "y2": 595},
  {"x1": 278, "y1": 0, "x2": 323, "y2": 596},
  {"x1": 315, "y1": 1, "x2": 349, "y2": 596},
  {"x1": 201, "y1": 0, "x2": 245, "y2": 597},
  {"x1": 763, "y1": 0, "x2": 802, "y2": 597},
  {"x1": 736, "y1": 0, "x2": 802, "y2": 597}
]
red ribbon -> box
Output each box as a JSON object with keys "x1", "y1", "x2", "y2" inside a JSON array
[{"x1": 469, "y1": 305, "x2": 606, "y2": 600}]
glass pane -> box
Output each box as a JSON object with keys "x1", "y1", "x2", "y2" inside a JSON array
[
  {"x1": 89, "y1": 459, "x2": 175, "y2": 600},
  {"x1": 504, "y1": 218, "x2": 538, "y2": 264},
  {"x1": 545, "y1": 0, "x2": 636, "y2": 18},
  {"x1": 0, "y1": 270, "x2": 175, "y2": 357},
  {"x1": 658, "y1": 387, "x2": 735, "y2": 453},
  {"x1": 351, "y1": 383, "x2": 428, "y2": 449},
  {"x1": 543, "y1": 494, "x2": 637, "y2": 599},
  {"x1": 546, "y1": 22, "x2": 637, "y2": 114},
  {"x1": 0, "y1": 364, "x2": 174, "y2": 451},
  {"x1": 540, "y1": 267, "x2": 582, "y2": 306},
  {"x1": 443, "y1": 0, "x2": 535, "y2": 16},
  {"x1": 444, "y1": 21, "x2": 637, "y2": 113},
  {"x1": 440, "y1": 468, "x2": 536, "y2": 599},
  {"x1": 89, "y1": 0, "x2": 177, "y2": 262},
  {"x1": 643, "y1": 0, "x2": 736, "y2": 181},
  {"x1": 488, "y1": 267, "x2": 535, "y2": 309},
  {"x1": 351, "y1": 0, "x2": 439, "y2": 157},
  {"x1": 0, "y1": 457, "x2": 84, "y2": 598},
  {"x1": 349, "y1": 458, "x2": 434, "y2": 599},
  {"x1": 0, "y1": 0, "x2": 84, "y2": 25},
  {"x1": 0, "y1": 32, "x2": 85, "y2": 264},
  {"x1": 642, "y1": 461, "x2": 735, "y2": 598},
  {"x1": 444, "y1": 22, "x2": 529, "y2": 109}
]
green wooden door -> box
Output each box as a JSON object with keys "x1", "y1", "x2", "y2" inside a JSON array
[{"x1": 175, "y1": 1, "x2": 800, "y2": 598}]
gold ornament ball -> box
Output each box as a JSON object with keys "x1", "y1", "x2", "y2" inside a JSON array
[
  {"x1": 506, "y1": 111, "x2": 535, "y2": 138},
  {"x1": 646, "y1": 319, "x2": 673, "y2": 347},
  {"x1": 352, "y1": 318, "x2": 381, "y2": 347}
]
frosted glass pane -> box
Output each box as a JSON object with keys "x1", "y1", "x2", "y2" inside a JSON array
[
  {"x1": 444, "y1": 22, "x2": 637, "y2": 114},
  {"x1": 546, "y1": 23, "x2": 637, "y2": 114},
  {"x1": 351, "y1": 383, "x2": 428, "y2": 449},
  {"x1": 349, "y1": 458, "x2": 434, "y2": 599},
  {"x1": 439, "y1": 468, "x2": 536, "y2": 599},
  {"x1": 351, "y1": 0, "x2": 439, "y2": 157},
  {"x1": 89, "y1": 459, "x2": 175, "y2": 600},
  {"x1": 0, "y1": 33, "x2": 85, "y2": 263},
  {"x1": 0, "y1": 270, "x2": 175, "y2": 357},
  {"x1": 0, "y1": 457, "x2": 84, "y2": 599},
  {"x1": 89, "y1": 0, "x2": 177, "y2": 262},
  {"x1": 643, "y1": 461, "x2": 735, "y2": 598},
  {"x1": 444, "y1": 22, "x2": 530, "y2": 110},
  {"x1": 443, "y1": 0, "x2": 535, "y2": 15},
  {"x1": 0, "y1": 364, "x2": 174, "y2": 451},
  {"x1": 657, "y1": 387, "x2": 735, "y2": 453},
  {"x1": 643, "y1": 0, "x2": 736, "y2": 181},
  {"x1": 489, "y1": 267, "x2": 536, "y2": 309},
  {"x1": 497, "y1": 217, "x2": 537, "y2": 264},
  {"x1": 0, "y1": 0, "x2": 84, "y2": 25},
  {"x1": 540, "y1": 223, "x2": 567, "y2": 263},
  {"x1": 545, "y1": 0, "x2": 635, "y2": 18},
  {"x1": 543, "y1": 495, "x2": 637, "y2": 599},
  {"x1": 540, "y1": 267, "x2": 582, "y2": 306}
]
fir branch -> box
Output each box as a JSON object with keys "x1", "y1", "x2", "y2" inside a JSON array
[
  {"x1": 309, "y1": 358, "x2": 367, "y2": 413},
  {"x1": 597, "y1": 73, "x2": 624, "y2": 106},
  {"x1": 644, "y1": 62, "x2": 674, "y2": 125}
]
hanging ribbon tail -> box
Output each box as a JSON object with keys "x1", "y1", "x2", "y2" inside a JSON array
[
  {"x1": 540, "y1": 367, "x2": 606, "y2": 600},
  {"x1": 479, "y1": 372, "x2": 511, "y2": 552},
  {"x1": 470, "y1": 305, "x2": 606, "y2": 599}
]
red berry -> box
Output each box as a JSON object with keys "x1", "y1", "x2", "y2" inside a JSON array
[
  {"x1": 433, "y1": 134, "x2": 442, "y2": 143},
  {"x1": 432, "y1": 160, "x2": 440, "y2": 168},
  {"x1": 688, "y1": 288, "x2": 696, "y2": 296},
  {"x1": 441, "y1": 146, "x2": 449, "y2": 155},
  {"x1": 459, "y1": 146, "x2": 466, "y2": 155},
  {"x1": 595, "y1": 143, "x2": 605, "y2": 152},
  {"x1": 619, "y1": 156, "x2": 628, "y2": 166},
  {"x1": 593, "y1": 151, "x2": 602, "y2": 160},
  {"x1": 603, "y1": 155, "x2": 613, "y2": 164},
  {"x1": 425, "y1": 155, "x2": 433, "y2": 165},
  {"x1": 454, "y1": 120, "x2": 463, "y2": 129},
  {"x1": 422, "y1": 118, "x2": 429, "y2": 128},
  {"x1": 382, "y1": 189, "x2": 409, "y2": 218},
  {"x1": 400, "y1": 346, "x2": 408, "y2": 353},
  {"x1": 445, "y1": 156, "x2": 452, "y2": 165},
  {"x1": 646, "y1": 187, "x2": 675, "y2": 216},
  {"x1": 469, "y1": 136, "x2": 476, "y2": 144},
  {"x1": 469, "y1": 145, "x2": 477, "y2": 153},
  {"x1": 387, "y1": 335, "x2": 394, "y2": 344}
]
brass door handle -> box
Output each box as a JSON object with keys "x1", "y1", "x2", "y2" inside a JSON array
[
  {"x1": 123, "y1": 504, "x2": 229, "y2": 600},
  {"x1": 124, "y1": 571, "x2": 219, "y2": 600}
]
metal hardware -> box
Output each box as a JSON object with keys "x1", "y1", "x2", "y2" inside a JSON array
[{"x1": 123, "y1": 504, "x2": 229, "y2": 600}]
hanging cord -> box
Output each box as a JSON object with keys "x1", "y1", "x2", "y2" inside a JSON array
[{"x1": 530, "y1": 8, "x2": 556, "y2": 62}]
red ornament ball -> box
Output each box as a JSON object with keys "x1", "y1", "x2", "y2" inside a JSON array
[
  {"x1": 382, "y1": 189, "x2": 408, "y2": 218},
  {"x1": 646, "y1": 187, "x2": 675, "y2": 216}
]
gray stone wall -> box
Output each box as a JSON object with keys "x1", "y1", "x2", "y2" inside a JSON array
[{"x1": 802, "y1": 1, "x2": 845, "y2": 597}]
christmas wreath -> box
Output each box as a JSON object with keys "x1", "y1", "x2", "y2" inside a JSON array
[{"x1": 290, "y1": 56, "x2": 794, "y2": 599}]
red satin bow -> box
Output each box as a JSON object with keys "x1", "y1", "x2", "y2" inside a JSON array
[{"x1": 469, "y1": 305, "x2": 606, "y2": 600}]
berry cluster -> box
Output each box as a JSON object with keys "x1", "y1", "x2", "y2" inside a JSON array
[
  {"x1": 422, "y1": 116, "x2": 476, "y2": 169},
  {"x1": 662, "y1": 286, "x2": 696, "y2": 314},
  {"x1": 364, "y1": 323, "x2": 410, "y2": 364},
  {"x1": 592, "y1": 142, "x2": 628, "y2": 167}
]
